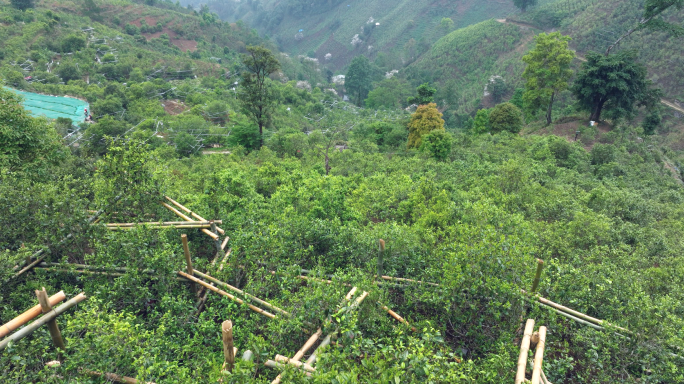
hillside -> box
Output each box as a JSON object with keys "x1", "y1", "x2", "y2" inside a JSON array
[
  {"x1": 185, "y1": 0, "x2": 560, "y2": 71},
  {"x1": 406, "y1": 0, "x2": 684, "y2": 119}
]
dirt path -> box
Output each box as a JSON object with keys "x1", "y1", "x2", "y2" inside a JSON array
[{"x1": 496, "y1": 19, "x2": 683, "y2": 115}]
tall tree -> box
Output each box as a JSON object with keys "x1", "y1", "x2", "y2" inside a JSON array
[
  {"x1": 571, "y1": 51, "x2": 661, "y2": 122},
  {"x1": 345, "y1": 55, "x2": 372, "y2": 106},
  {"x1": 407, "y1": 103, "x2": 445, "y2": 149},
  {"x1": 10, "y1": 0, "x2": 34, "y2": 10},
  {"x1": 238, "y1": 45, "x2": 281, "y2": 147},
  {"x1": 522, "y1": 32, "x2": 574, "y2": 125},
  {"x1": 407, "y1": 83, "x2": 436, "y2": 106},
  {"x1": 606, "y1": 0, "x2": 684, "y2": 54},
  {"x1": 513, "y1": 0, "x2": 538, "y2": 12}
]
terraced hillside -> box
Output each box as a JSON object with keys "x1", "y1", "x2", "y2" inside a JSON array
[{"x1": 187, "y1": 0, "x2": 560, "y2": 71}]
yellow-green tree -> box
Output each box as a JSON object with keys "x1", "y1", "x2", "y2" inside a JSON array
[{"x1": 407, "y1": 103, "x2": 445, "y2": 149}]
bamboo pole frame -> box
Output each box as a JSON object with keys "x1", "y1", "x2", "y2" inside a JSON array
[
  {"x1": 515, "y1": 319, "x2": 535, "y2": 384},
  {"x1": 0, "y1": 293, "x2": 87, "y2": 351},
  {"x1": 164, "y1": 196, "x2": 225, "y2": 235},
  {"x1": 35, "y1": 288, "x2": 65, "y2": 350},
  {"x1": 264, "y1": 360, "x2": 312, "y2": 377},
  {"x1": 34, "y1": 267, "x2": 190, "y2": 282},
  {"x1": 177, "y1": 272, "x2": 276, "y2": 319},
  {"x1": 193, "y1": 270, "x2": 289, "y2": 316},
  {"x1": 530, "y1": 326, "x2": 547, "y2": 384},
  {"x1": 0, "y1": 291, "x2": 66, "y2": 338}
]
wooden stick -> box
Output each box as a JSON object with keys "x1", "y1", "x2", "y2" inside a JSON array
[
  {"x1": 219, "y1": 248, "x2": 232, "y2": 271},
  {"x1": 35, "y1": 288, "x2": 66, "y2": 350},
  {"x1": 272, "y1": 329, "x2": 322, "y2": 384},
  {"x1": 177, "y1": 272, "x2": 276, "y2": 319},
  {"x1": 193, "y1": 270, "x2": 289, "y2": 316},
  {"x1": 83, "y1": 369, "x2": 156, "y2": 384},
  {"x1": 161, "y1": 202, "x2": 219, "y2": 240},
  {"x1": 515, "y1": 319, "x2": 535, "y2": 384},
  {"x1": 221, "y1": 237, "x2": 230, "y2": 250},
  {"x1": 377, "y1": 302, "x2": 417, "y2": 332},
  {"x1": 0, "y1": 291, "x2": 66, "y2": 338},
  {"x1": 304, "y1": 334, "x2": 331, "y2": 366},
  {"x1": 531, "y1": 326, "x2": 547, "y2": 384},
  {"x1": 264, "y1": 360, "x2": 312, "y2": 376},
  {"x1": 531, "y1": 259, "x2": 544, "y2": 293},
  {"x1": 0, "y1": 293, "x2": 87, "y2": 351},
  {"x1": 275, "y1": 355, "x2": 316, "y2": 372},
  {"x1": 181, "y1": 235, "x2": 197, "y2": 295},
  {"x1": 222, "y1": 320, "x2": 235, "y2": 372},
  {"x1": 165, "y1": 196, "x2": 225, "y2": 235}
]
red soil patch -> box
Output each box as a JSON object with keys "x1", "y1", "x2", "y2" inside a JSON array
[
  {"x1": 161, "y1": 100, "x2": 188, "y2": 115},
  {"x1": 130, "y1": 16, "x2": 158, "y2": 28},
  {"x1": 171, "y1": 39, "x2": 197, "y2": 52}
]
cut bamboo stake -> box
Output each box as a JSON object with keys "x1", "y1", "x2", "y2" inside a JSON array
[
  {"x1": 161, "y1": 202, "x2": 219, "y2": 240},
  {"x1": 222, "y1": 320, "x2": 235, "y2": 372},
  {"x1": 0, "y1": 291, "x2": 66, "y2": 338},
  {"x1": 83, "y1": 369, "x2": 156, "y2": 384},
  {"x1": 35, "y1": 288, "x2": 66, "y2": 350},
  {"x1": 345, "y1": 287, "x2": 358, "y2": 300},
  {"x1": 181, "y1": 235, "x2": 197, "y2": 295},
  {"x1": 193, "y1": 270, "x2": 289, "y2": 316},
  {"x1": 264, "y1": 360, "x2": 312, "y2": 377},
  {"x1": 0, "y1": 293, "x2": 87, "y2": 351},
  {"x1": 530, "y1": 326, "x2": 547, "y2": 384},
  {"x1": 272, "y1": 328, "x2": 322, "y2": 384},
  {"x1": 378, "y1": 302, "x2": 417, "y2": 332},
  {"x1": 177, "y1": 272, "x2": 276, "y2": 319},
  {"x1": 515, "y1": 319, "x2": 535, "y2": 384},
  {"x1": 165, "y1": 196, "x2": 225, "y2": 234},
  {"x1": 275, "y1": 355, "x2": 316, "y2": 372},
  {"x1": 531, "y1": 259, "x2": 544, "y2": 293}
]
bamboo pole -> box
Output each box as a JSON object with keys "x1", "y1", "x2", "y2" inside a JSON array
[
  {"x1": 515, "y1": 319, "x2": 535, "y2": 384},
  {"x1": 0, "y1": 293, "x2": 87, "y2": 351},
  {"x1": 0, "y1": 291, "x2": 66, "y2": 338},
  {"x1": 219, "y1": 248, "x2": 232, "y2": 271},
  {"x1": 35, "y1": 288, "x2": 66, "y2": 350},
  {"x1": 531, "y1": 259, "x2": 544, "y2": 293},
  {"x1": 530, "y1": 326, "x2": 547, "y2": 384},
  {"x1": 161, "y1": 202, "x2": 219, "y2": 240},
  {"x1": 181, "y1": 235, "x2": 197, "y2": 295},
  {"x1": 165, "y1": 196, "x2": 225, "y2": 235},
  {"x1": 345, "y1": 287, "x2": 358, "y2": 300},
  {"x1": 106, "y1": 221, "x2": 221, "y2": 226},
  {"x1": 275, "y1": 355, "x2": 316, "y2": 372},
  {"x1": 221, "y1": 237, "x2": 230, "y2": 250},
  {"x1": 304, "y1": 334, "x2": 331, "y2": 366},
  {"x1": 193, "y1": 270, "x2": 289, "y2": 316},
  {"x1": 211, "y1": 221, "x2": 223, "y2": 254},
  {"x1": 222, "y1": 320, "x2": 235, "y2": 372},
  {"x1": 83, "y1": 369, "x2": 156, "y2": 384},
  {"x1": 272, "y1": 328, "x2": 322, "y2": 384},
  {"x1": 34, "y1": 268, "x2": 190, "y2": 282},
  {"x1": 377, "y1": 239, "x2": 385, "y2": 278},
  {"x1": 264, "y1": 360, "x2": 312, "y2": 377},
  {"x1": 377, "y1": 302, "x2": 417, "y2": 332},
  {"x1": 106, "y1": 224, "x2": 214, "y2": 229},
  {"x1": 177, "y1": 272, "x2": 276, "y2": 319},
  {"x1": 541, "y1": 370, "x2": 552, "y2": 384},
  {"x1": 378, "y1": 275, "x2": 441, "y2": 287}
]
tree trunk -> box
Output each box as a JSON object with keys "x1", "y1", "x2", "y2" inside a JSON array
[
  {"x1": 324, "y1": 147, "x2": 330, "y2": 175},
  {"x1": 545, "y1": 92, "x2": 555, "y2": 126},
  {"x1": 591, "y1": 100, "x2": 606, "y2": 122},
  {"x1": 258, "y1": 122, "x2": 263, "y2": 148}
]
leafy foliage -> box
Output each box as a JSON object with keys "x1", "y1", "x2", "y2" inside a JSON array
[
  {"x1": 407, "y1": 103, "x2": 444, "y2": 148},
  {"x1": 489, "y1": 102, "x2": 523, "y2": 134}
]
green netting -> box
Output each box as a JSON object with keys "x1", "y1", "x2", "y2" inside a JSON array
[{"x1": 4, "y1": 87, "x2": 90, "y2": 122}]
